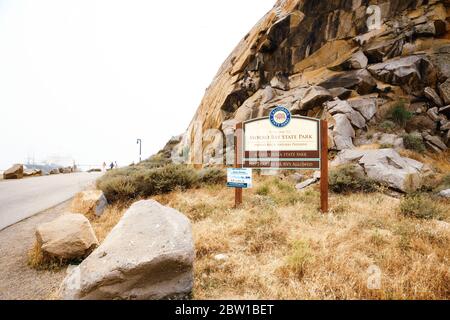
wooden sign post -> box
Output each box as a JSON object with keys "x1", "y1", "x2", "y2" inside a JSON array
[
  {"x1": 231, "y1": 108, "x2": 329, "y2": 213},
  {"x1": 320, "y1": 120, "x2": 329, "y2": 213},
  {"x1": 234, "y1": 123, "x2": 243, "y2": 208}
]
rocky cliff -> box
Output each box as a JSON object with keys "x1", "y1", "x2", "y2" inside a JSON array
[{"x1": 171, "y1": 0, "x2": 450, "y2": 164}]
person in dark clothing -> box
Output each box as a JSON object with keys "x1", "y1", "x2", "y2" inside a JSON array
[{"x1": 110, "y1": 162, "x2": 114, "y2": 170}]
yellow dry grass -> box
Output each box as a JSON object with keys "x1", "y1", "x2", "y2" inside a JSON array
[{"x1": 92, "y1": 176, "x2": 450, "y2": 300}]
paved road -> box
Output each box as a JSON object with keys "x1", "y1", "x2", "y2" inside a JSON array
[{"x1": 0, "y1": 172, "x2": 103, "y2": 230}]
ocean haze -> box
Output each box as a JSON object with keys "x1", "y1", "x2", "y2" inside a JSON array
[{"x1": 0, "y1": 0, "x2": 275, "y2": 170}]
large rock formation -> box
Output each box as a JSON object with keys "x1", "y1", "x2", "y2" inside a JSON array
[
  {"x1": 58, "y1": 200, "x2": 194, "y2": 300},
  {"x1": 172, "y1": 0, "x2": 450, "y2": 163}
]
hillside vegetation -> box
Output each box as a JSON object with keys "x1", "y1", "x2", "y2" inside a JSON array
[{"x1": 93, "y1": 163, "x2": 450, "y2": 300}]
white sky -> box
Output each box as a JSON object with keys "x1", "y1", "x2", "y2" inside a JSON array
[{"x1": 0, "y1": 0, "x2": 275, "y2": 169}]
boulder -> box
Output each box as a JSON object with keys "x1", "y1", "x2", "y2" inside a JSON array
[
  {"x1": 319, "y1": 70, "x2": 377, "y2": 95},
  {"x1": 23, "y1": 169, "x2": 42, "y2": 177},
  {"x1": 58, "y1": 200, "x2": 194, "y2": 300},
  {"x1": 424, "y1": 87, "x2": 443, "y2": 107},
  {"x1": 297, "y1": 86, "x2": 332, "y2": 111},
  {"x1": 439, "y1": 189, "x2": 450, "y2": 198},
  {"x1": 374, "y1": 133, "x2": 405, "y2": 149},
  {"x1": 326, "y1": 100, "x2": 366, "y2": 129},
  {"x1": 422, "y1": 132, "x2": 448, "y2": 151},
  {"x1": 296, "y1": 178, "x2": 318, "y2": 190},
  {"x1": 367, "y1": 56, "x2": 436, "y2": 94},
  {"x1": 438, "y1": 79, "x2": 450, "y2": 105},
  {"x1": 347, "y1": 97, "x2": 378, "y2": 121},
  {"x1": 331, "y1": 149, "x2": 424, "y2": 192},
  {"x1": 332, "y1": 113, "x2": 356, "y2": 150},
  {"x1": 414, "y1": 20, "x2": 447, "y2": 37},
  {"x1": 3, "y1": 164, "x2": 24, "y2": 180},
  {"x1": 50, "y1": 168, "x2": 60, "y2": 175},
  {"x1": 36, "y1": 214, "x2": 99, "y2": 260},
  {"x1": 329, "y1": 87, "x2": 352, "y2": 100},
  {"x1": 329, "y1": 51, "x2": 368, "y2": 71},
  {"x1": 71, "y1": 190, "x2": 108, "y2": 217}
]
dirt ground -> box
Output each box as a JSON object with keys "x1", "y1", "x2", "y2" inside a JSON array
[{"x1": 0, "y1": 201, "x2": 69, "y2": 300}]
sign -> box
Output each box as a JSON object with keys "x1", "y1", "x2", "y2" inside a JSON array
[
  {"x1": 227, "y1": 168, "x2": 253, "y2": 189},
  {"x1": 233, "y1": 107, "x2": 328, "y2": 213},
  {"x1": 241, "y1": 110, "x2": 320, "y2": 170}
]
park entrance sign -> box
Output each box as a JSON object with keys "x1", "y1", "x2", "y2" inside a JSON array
[{"x1": 233, "y1": 107, "x2": 329, "y2": 212}]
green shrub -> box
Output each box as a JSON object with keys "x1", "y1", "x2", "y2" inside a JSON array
[
  {"x1": 379, "y1": 120, "x2": 396, "y2": 132},
  {"x1": 390, "y1": 102, "x2": 412, "y2": 127},
  {"x1": 198, "y1": 168, "x2": 226, "y2": 185},
  {"x1": 256, "y1": 184, "x2": 270, "y2": 196},
  {"x1": 97, "y1": 175, "x2": 137, "y2": 203},
  {"x1": 403, "y1": 134, "x2": 426, "y2": 153},
  {"x1": 329, "y1": 164, "x2": 377, "y2": 194},
  {"x1": 97, "y1": 164, "x2": 198, "y2": 202},
  {"x1": 399, "y1": 195, "x2": 442, "y2": 220}
]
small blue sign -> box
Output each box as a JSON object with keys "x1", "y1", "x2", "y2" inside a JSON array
[
  {"x1": 270, "y1": 106, "x2": 291, "y2": 128},
  {"x1": 227, "y1": 168, "x2": 253, "y2": 189}
]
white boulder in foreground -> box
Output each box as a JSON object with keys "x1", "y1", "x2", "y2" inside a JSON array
[
  {"x1": 59, "y1": 200, "x2": 194, "y2": 300},
  {"x1": 70, "y1": 190, "x2": 108, "y2": 217},
  {"x1": 36, "y1": 214, "x2": 99, "y2": 260},
  {"x1": 332, "y1": 149, "x2": 424, "y2": 192}
]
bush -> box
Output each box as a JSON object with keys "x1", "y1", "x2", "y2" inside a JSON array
[
  {"x1": 403, "y1": 134, "x2": 426, "y2": 153},
  {"x1": 97, "y1": 164, "x2": 228, "y2": 203},
  {"x1": 256, "y1": 184, "x2": 270, "y2": 196},
  {"x1": 198, "y1": 168, "x2": 226, "y2": 185},
  {"x1": 390, "y1": 102, "x2": 412, "y2": 127},
  {"x1": 400, "y1": 195, "x2": 442, "y2": 220},
  {"x1": 379, "y1": 120, "x2": 396, "y2": 132},
  {"x1": 329, "y1": 164, "x2": 377, "y2": 194}
]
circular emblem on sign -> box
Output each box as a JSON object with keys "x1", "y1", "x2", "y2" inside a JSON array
[{"x1": 270, "y1": 106, "x2": 291, "y2": 128}]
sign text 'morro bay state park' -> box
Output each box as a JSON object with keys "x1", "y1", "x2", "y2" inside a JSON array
[
  {"x1": 242, "y1": 108, "x2": 321, "y2": 169},
  {"x1": 232, "y1": 106, "x2": 329, "y2": 212}
]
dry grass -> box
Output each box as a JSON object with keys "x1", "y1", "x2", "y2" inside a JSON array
[
  {"x1": 148, "y1": 176, "x2": 450, "y2": 300},
  {"x1": 88, "y1": 173, "x2": 450, "y2": 300}
]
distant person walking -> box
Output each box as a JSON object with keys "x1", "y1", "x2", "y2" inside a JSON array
[
  {"x1": 115, "y1": 161, "x2": 118, "y2": 169},
  {"x1": 110, "y1": 162, "x2": 114, "y2": 170},
  {"x1": 102, "y1": 162, "x2": 106, "y2": 172}
]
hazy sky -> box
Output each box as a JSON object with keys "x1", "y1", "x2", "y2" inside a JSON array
[{"x1": 0, "y1": 0, "x2": 274, "y2": 170}]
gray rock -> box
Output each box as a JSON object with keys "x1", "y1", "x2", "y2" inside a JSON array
[
  {"x1": 59, "y1": 200, "x2": 194, "y2": 300},
  {"x1": 368, "y1": 56, "x2": 436, "y2": 94},
  {"x1": 427, "y1": 107, "x2": 440, "y2": 122},
  {"x1": 438, "y1": 79, "x2": 450, "y2": 105},
  {"x1": 296, "y1": 178, "x2": 318, "y2": 190},
  {"x1": 326, "y1": 99, "x2": 366, "y2": 129},
  {"x1": 439, "y1": 189, "x2": 450, "y2": 198},
  {"x1": 424, "y1": 87, "x2": 443, "y2": 108},
  {"x1": 375, "y1": 133, "x2": 405, "y2": 149},
  {"x1": 423, "y1": 133, "x2": 448, "y2": 151},
  {"x1": 320, "y1": 69, "x2": 377, "y2": 95},
  {"x1": 414, "y1": 20, "x2": 447, "y2": 37},
  {"x1": 347, "y1": 97, "x2": 378, "y2": 121},
  {"x1": 298, "y1": 86, "x2": 332, "y2": 111},
  {"x1": 331, "y1": 149, "x2": 424, "y2": 192},
  {"x1": 333, "y1": 113, "x2": 355, "y2": 138}
]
